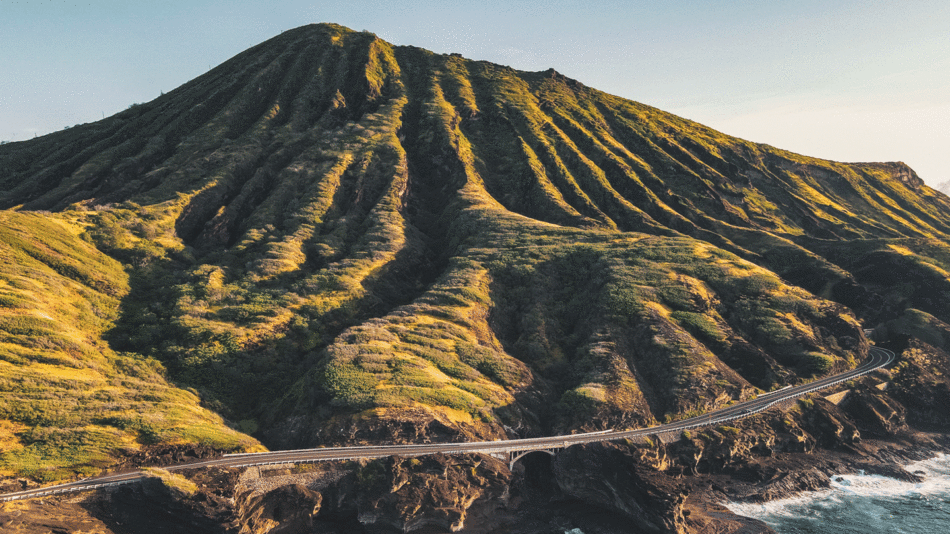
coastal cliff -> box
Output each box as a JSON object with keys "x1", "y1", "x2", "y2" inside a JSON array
[{"x1": 3, "y1": 23, "x2": 950, "y2": 533}]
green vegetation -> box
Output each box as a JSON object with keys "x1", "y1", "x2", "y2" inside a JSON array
[
  {"x1": 0, "y1": 212, "x2": 261, "y2": 482},
  {"x1": 803, "y1": 352, "x2": 836, "y2": 375},
  {"x1": 143, "y1": 467, "x2": 198, "y2": 496},
  {"x1": 2, "y1": 22, "x2": 949, "y2": 480}
]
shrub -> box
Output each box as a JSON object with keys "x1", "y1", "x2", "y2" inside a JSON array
[
  {"x1": 321, "y1": 363, "x2": 377, "y2": 405},
  {"x1": 803, "y1": 352, "x2": 834, "y2": 375},
  {"x1": 559, "y1": 388, "x2": 599, "y2": 419},
  {"x1": 455, "y1": 342, "x2": 525, "y2": 388},
  {"x1": 143, "y1": 467, "x2": 197, "y2": 495},
  {"x1": 671, "y1": 311, "x2": 727, "y2": 344}
]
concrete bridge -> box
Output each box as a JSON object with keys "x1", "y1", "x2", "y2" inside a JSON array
[{"x1": 0, "y1": 347, "x2": 894, "y2": 502}]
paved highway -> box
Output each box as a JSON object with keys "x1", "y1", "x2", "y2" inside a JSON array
[{"x1": 0, "y1": 346, "x2": 894, "y2": 502}]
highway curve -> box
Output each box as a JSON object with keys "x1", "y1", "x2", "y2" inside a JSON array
[{"x1": 0, "y1": 347, "x2": 894, "y2": 502}]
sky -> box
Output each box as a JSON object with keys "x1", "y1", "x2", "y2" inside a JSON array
[{"x1": 1, "y1": 0, "x2": 948, "y2": 185}]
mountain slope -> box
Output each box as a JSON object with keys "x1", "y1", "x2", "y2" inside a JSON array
[
  {"x1": 1, "y1": 23, "x2": 949, "y2": 479},
  {"x1": 0, "y1": 212, "x2": 261, "y2": 482}
]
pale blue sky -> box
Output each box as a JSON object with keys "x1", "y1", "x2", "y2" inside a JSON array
[{"x1": 2, "y1": 1, "x2": 948, "y2": 184}]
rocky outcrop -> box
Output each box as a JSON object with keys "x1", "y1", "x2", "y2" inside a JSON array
[
  {"x1": 234, "y1": 453, "x2": 513, "y2": 533},
  {"x1": 889, "y1": 341, "x2": 950, "y2": 428},
  {"x1": 555, "y1": 442, "x2": 689, "y2": 533},
  {"x1": 760, "y1": 412, "x2": 811, "y2": 454},
  {"x1": 116, "y1": 443, "x2": 227, "y2": 469},
  {"x1": 0, "y1": 497, "x2": 116, "y2": 534},
  {"x1": 731, "y1": 467, "x2": 832, "y2": 503},
  {"x1": 235, "y1": 484, "x2": 322, "y2": 534},
  {"x1": 800, "y1": 398, "x2": 862, "y2": 447},
  {"x1": 92, "y1": 475, "x2": 232, "y2": 533},
  {"x1": 852, "y1": 462, "x2": 924, "y2": 483},
  {"x1": 841, "y1": 386, "x2": 906, "y2": 436},
  {"x1": 342, "y1": 454, "x2": 511, "y2": 533}
]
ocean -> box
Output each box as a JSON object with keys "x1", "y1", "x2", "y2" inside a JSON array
[{"x1": 726, "y1": 454, "x2": 950, "y2": 533}]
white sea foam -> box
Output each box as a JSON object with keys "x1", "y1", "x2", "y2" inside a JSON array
[{"x1": 725, "y1": 453, "x2": 950, "y2": 522}]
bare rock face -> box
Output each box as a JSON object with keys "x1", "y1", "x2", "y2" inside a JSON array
[
  {"x1": 800, "y1": 399, "x2": 862, "y2": 448},
  {"x1": 771, "y1": 414, "x2": 816, "y2": 453},
  {"x1": 890, "y1": 341, "x2": 950, "y2": 428},
  {"x1": 635, "y1": 435, "x2": 674, "y2": 471},
  {"x1": 842, "y1": 387, "x2": 906, "y2": 436},
  {"x1": 554, "y1": 442, "x2": 689, "y2": 533},
  {"x1": 672, "y1": 436, "x2": 706, "y2": 475},
  {"x1": 91, "y1": 476, "x2": 231, "y2": 533},
  {"x1": 0, "y1": 498, "x2": 117, "y2": 534},
  {"x1": 116, "y1": 443, "x2": 225, "y2": 469},
  {"x1": 327, "y1": 454, "x2": 511, "y2": 533},
  {"x1": 888, "y1": 162, "x2": 925, "y2": 191},
  {"x1": 696, "y1": 428, "x2": 756, "y2": 472},
  {"x1": 235, "y1": 484, "x2": 322, "y2": 534},
  {"x1": 731, "y1": 467, "x2": 831, "y2": 503}
]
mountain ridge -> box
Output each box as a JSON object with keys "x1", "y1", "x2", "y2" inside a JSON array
[{"x1": 1, "y1": 23, "x2": 949, "y2": 499}]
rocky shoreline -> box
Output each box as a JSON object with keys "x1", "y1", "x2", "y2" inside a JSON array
[
  {"x1": 686, "y1": 434, "x2": 950, "y2": 533},
  {"x1": 3, "y1": 434, "x2": 946, "y2": 534},
  {"x1": 3, "y1": 339, "x2": 949, "y2": 533}
]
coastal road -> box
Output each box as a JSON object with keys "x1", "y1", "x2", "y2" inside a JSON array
[{"x1": 0, "y1": 346, "x2": 894, "y2": 502}]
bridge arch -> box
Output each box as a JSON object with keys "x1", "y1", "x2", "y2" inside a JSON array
[{"x1": 509, "y1": 449, "x2": 556, "y2": 470}]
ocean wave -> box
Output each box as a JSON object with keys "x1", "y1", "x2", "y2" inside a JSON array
[{"x1": 725, "y1": 453, "x2": 950, "y2": 529}]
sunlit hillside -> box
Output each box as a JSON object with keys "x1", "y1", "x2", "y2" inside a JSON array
[{"x1": 2, "y1": 23, "x2": 950, "y2": 481}]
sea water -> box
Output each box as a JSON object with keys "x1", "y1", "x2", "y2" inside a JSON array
[{"x1": 726, "y1": 454, "x2": 950, "y2": 533}]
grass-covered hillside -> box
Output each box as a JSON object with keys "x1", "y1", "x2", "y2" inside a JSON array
[
  {"x1": 0, "y1": 212, "x2": 261, "y2": 482},
  {"x1": 1, "y1": 23, "x2": 949, "y2": 480}
]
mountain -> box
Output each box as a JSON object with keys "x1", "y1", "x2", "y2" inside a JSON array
[{"x1": 3, "y1": 22, "x2": 950, "y2": 532}]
